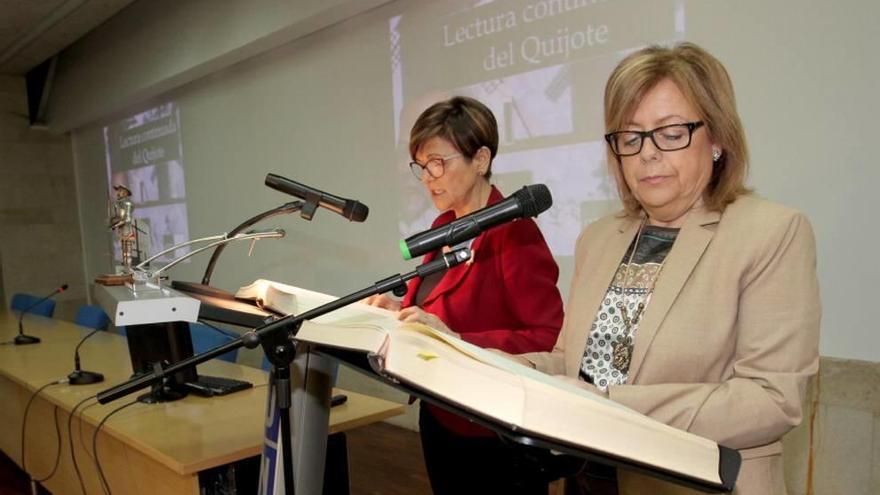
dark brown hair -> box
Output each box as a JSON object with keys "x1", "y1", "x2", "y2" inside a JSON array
[{"x1": 410, "y1": 96, "x2": 498, "y2": 179}]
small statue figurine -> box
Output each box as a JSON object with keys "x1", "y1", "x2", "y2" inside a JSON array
[{"x1": 109, "y1": 184, "x2": 137, "y2": 270}]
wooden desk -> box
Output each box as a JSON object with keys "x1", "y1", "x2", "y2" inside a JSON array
[{"x1": 0, "y1": 310, "x2": 404, "y2": 494}]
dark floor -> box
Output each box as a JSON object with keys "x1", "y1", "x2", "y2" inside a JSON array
[
  {"x1": 0, "y1": 449, "x2": 51, "y2": 495},
  {"x1": 0, "y1": 450, "x2": 30, "y2": 495},
  {"x1": 0, "y1": 421, "x2": 431, "y2": 495},
  {"x1": 347, "y1": 422, "x2": 432, "y2": 495}
]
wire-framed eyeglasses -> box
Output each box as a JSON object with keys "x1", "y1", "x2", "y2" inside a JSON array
[
  {"x1": 409, "y1": 153, "x2": 462, "y2": 180},
  {"x1": 605, "y1": 121, "x2": 705, "y2": 157}
]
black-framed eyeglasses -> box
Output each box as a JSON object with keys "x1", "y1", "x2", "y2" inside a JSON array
[
  {"x1": 409, "y1": 153, "x2": 462, "y2": 180},
  {"x1": 604, "y1": 121, "x2": 704, "y2": 157}
]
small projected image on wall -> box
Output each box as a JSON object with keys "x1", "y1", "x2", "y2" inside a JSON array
[
  {"x1": 465, "y1": 65, "x2": 573, "y2": 145},
  {"x1": 103, "y1": 102, "x2": 190, "y2": 264}
]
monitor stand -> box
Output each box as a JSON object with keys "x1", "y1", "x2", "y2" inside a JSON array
[{"x1": 135, "y1": 362, "x2": 190, "y2": 404}]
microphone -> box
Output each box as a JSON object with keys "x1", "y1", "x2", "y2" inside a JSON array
[
  {"x1": 399, "y1": 184, "x2": 552, "y2": 260},
  {"x1": 416, "y1": 247, "x2": 472, "y2": 278},
  {"x1": 265, "y1": 173, "x2": 369, "y2": 222},
  {"x1": 15, "y1": 284, "x2": 68, "y2": 345},
  {"x1": 68, "y1": 329, "x2": 105, "y2": 385}
]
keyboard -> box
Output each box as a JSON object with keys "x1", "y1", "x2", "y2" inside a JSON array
[
  {"x1": 185, "y1": 375, "x2": 253, "y2": 397},
  {"x1": 185, "y1": 376, "x2": 347, "y2": 408}
]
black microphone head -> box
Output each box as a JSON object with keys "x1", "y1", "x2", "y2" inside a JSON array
[
  {"x1": 60, "y1": 284, "x2": 69, "y2": 292},
  {"x1": 264, "y1": 173, "x2": 283, "y2": 189},
  {"x1": 344, "y1": 201, "x2": 369, "y2": 222},
  {"x1": 514, "y1": 184, "x2": 552, "y2": 217}
]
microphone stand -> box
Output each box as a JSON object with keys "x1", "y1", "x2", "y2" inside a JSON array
[
  {"x1": 201, "y1": 201, "x2": 304, "y2": 286},
  {"x1": 15, "y1": 287, "x2": 66, "y2": 345},
  {"x1": 68, "y1": 329, "x2": 105, "y2": 385},
  {"x1": 14, "y1": 325, "x2": 40, "y2": 345},
  {"x1": 169, "y1": 202, "x2": 303, "y2": 299},
  {"x1": 134, "y1": 229, "x2": 286, "y2": 278},
  {"x1": 121, "y1": 230, "x2": 286, "y2": 294},
  {"x1": 96, "y1": 247, "x2": 471, "y2": 495}
]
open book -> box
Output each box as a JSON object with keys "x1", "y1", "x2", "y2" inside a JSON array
[
  {"x1": 294, "y1": 319, "x2": 734, "y2": 491},
  {"x1": 235, "y1": 279, "x2": 395, "y2": 322},
  {"x1": 238, "y1": 280, "x2": 736, "y2": 491},
  {"x1": 235, "y1": 279, "x2": 299, "y2": 315}
]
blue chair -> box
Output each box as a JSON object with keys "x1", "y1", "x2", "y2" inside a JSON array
[
  {"x1": 74, "y1": 305, "x2": 110, "y2": 331},
  {"x1": 189, "y1": 323, "x2": 238, "y2": 363},
  {"x1": 10, "y1": 293, "x2": 56, "y2": 318}
]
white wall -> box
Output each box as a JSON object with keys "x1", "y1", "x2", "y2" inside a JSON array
[
  {"x1": 0, "y1": 76, "x2": 86, "y2": 320},
  {"x1": 685, "y1": 1, "x2": 879, "y2": 362},
  {"x1": 61, "y1": 0, "x2": 878, "y2": 364}
]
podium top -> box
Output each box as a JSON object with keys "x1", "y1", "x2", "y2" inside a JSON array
[
  {"x1": 169, "y1": 280, "x2": 280, "y2": 328},
  {"x1": 95, "y1": 283, "x2": 200, "y2": 326}
]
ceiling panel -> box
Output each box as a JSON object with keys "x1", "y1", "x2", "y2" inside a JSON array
[{"x1": 0, "y1": 0, "x2": 135, "y2": 75}]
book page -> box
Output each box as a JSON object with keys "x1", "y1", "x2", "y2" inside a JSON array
[
  {"x1": 235, "y1": 279, "x2": 298, "y2": 314},
  {"x1": 235, "y1": 279, "x2": 266, "y2": 299},
  {"x1": 263, "y1": 284, "x2": 297, "y2": 314},
  {"x1": 381, "y1": 323, "x2": 721, "y2": 486},
  {"x1": 382, "y1": 326, "x2": 529, "y2": 428},
  {"x1": 240, "y1": 280, "x2": 398, "y2": 325},
  {"x1": 296, "y1": 320, "x2": 389, "y2": 354},
  {"x1": 401, "y1": 323, "x2": 635, "y2": 413}
]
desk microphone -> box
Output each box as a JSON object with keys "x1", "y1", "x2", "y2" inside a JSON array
[
  {"x1": 15, "y1": 284, "x2": 68, "y2": 345},
  {"x1": 68, "y1": 328, "x2": 105, "y2": 385},
  {"x1": 265, "y1": 173, "x2": 369, "y2": 222}
]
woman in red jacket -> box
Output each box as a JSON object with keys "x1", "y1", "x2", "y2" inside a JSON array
[{"x1": 367, "y1": 96, "x2": 564, "y2": 494}]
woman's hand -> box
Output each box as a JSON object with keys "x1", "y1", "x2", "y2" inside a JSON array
[
  {"x1": 362, "y1": 294, "x2": 401, "y2": 311},
  {"x1": 398, "y1": 307, "x2": 461, "y2": 338}
]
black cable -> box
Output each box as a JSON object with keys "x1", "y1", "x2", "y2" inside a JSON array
[
  {"x1": 93, "y1": 400, "x2": 138, "y2": 495},
  {"x1": 78, "y1": 400, "x2": 101, "y2": 461},
  {"x1": 20, "y1": 379, "x2": 64, "y2": 481},
  {"x1": 68, "y1": 395, "x2": 97, "y2": 495},
  {"x1": 197, "y1": 319, "x2": 240, "y2": 340},
  {"x1": 33, "y1": 405, "x2": 63, "y2": 483}
]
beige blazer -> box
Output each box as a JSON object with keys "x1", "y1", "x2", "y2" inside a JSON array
[{"x1": 524, "y1": 195, "x2": 820, "y2": 495}]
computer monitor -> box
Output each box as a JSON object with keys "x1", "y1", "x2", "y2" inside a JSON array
[{"x1": 125, "y1": 321, "x2": 198, "y2": 403}]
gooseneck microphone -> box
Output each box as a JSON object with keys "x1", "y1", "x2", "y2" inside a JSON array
[
  {"x1": 15, "y1": 284, "x2": 68, "y2": 345},
  {"x1": 399, "y1": 184, "x2": 553, "y2": 260},
  {"x1": 68, "y1": 328, "x2": 105, "y2": 385},
  {"x1": 265, "y1": 173, "x2": 369, "y2": 222}
]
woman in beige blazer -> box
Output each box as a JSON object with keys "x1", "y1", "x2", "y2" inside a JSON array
[{"x1": 522, "y1": 43, "x2": 820, "y2": 495}]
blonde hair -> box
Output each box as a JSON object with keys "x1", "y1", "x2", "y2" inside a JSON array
[
  {"x1": 410, "y1": 96, "x2": 498, "y2": 179},
  {"x1": 604, "y1": 42, "x2": 750, "y2": 215}
]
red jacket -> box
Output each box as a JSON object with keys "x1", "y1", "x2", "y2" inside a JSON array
[{"x1": 402, "y1": 186, "x2": 564, "y2": 435}]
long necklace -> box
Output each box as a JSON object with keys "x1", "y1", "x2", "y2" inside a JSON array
[{"x1": 611, "y1": 219, "x2": 667, "y2": 374}]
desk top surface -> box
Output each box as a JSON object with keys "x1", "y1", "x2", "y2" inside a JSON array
[{"x1": 0, "y1": 309, "x2": 405, "y2": 475}]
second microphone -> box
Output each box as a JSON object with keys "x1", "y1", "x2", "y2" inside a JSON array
[
  {"x1": 265, "y1": 173, "x2": 369, "y2": 222},
  {"x1": 399, "y1": 183, "x2": 552, "y2": 260}
]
